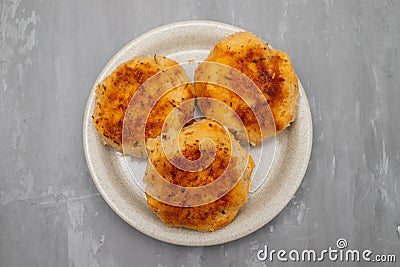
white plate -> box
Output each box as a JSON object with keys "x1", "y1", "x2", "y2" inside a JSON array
[{"x1": 83, "y1": 20, "x2": 313, "y2": 246}]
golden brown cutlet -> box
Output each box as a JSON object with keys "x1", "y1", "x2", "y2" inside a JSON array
[
  {"x1": 194, "y1": 32, "x2": 298, "y2": 145},
  {"x1": 144, "y1": 119, "x2": 255, "y2": 232},
  {"x1": 93, "y1": 55, "x2": 194, "y2": 157}
]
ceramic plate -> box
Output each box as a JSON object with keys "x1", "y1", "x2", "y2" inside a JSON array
[{"x1": 83, "y1": 20, "x2": 313, "y2": 246}]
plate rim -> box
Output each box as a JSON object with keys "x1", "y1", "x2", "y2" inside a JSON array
[{"x1": 83, "y1": 20, "x2": 313, "y2": 246}]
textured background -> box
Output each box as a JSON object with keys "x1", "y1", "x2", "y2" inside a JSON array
[{"x1": 1, "y1": 0, "x2": 400, "y2": 266}]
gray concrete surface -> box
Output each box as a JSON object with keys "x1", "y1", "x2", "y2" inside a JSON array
[{"x1": 1, "y1": 0, "x2": 400, "y2": 266}]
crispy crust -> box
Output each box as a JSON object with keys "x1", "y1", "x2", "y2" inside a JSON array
[
  {"x1": 194, "y1": 32, "x2": 298, "y2": 144},
  {"x1": 144, "y1": 119, "x2": 255, "y2": 232},
  {"x1": 93, "y1": 56, "x2": 194, "y2": 157}
]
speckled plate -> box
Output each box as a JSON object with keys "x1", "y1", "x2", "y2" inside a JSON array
[{"x1": 83, "y1": 21, "x2": 313, "y2": 246}]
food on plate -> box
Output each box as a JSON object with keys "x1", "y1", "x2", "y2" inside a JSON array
[
  {"x1": 144, "y1": 119, "x2": 255, "y2": 232},
  {"x1": 92, "y1": 31, "x2": 300, "y2": 232},
  {"x1": 93, "y1": 55, "x2": 194, "y2": 157},
  {"x1": 194, "y1": 32, "x2": 298, "y2": 145}
]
